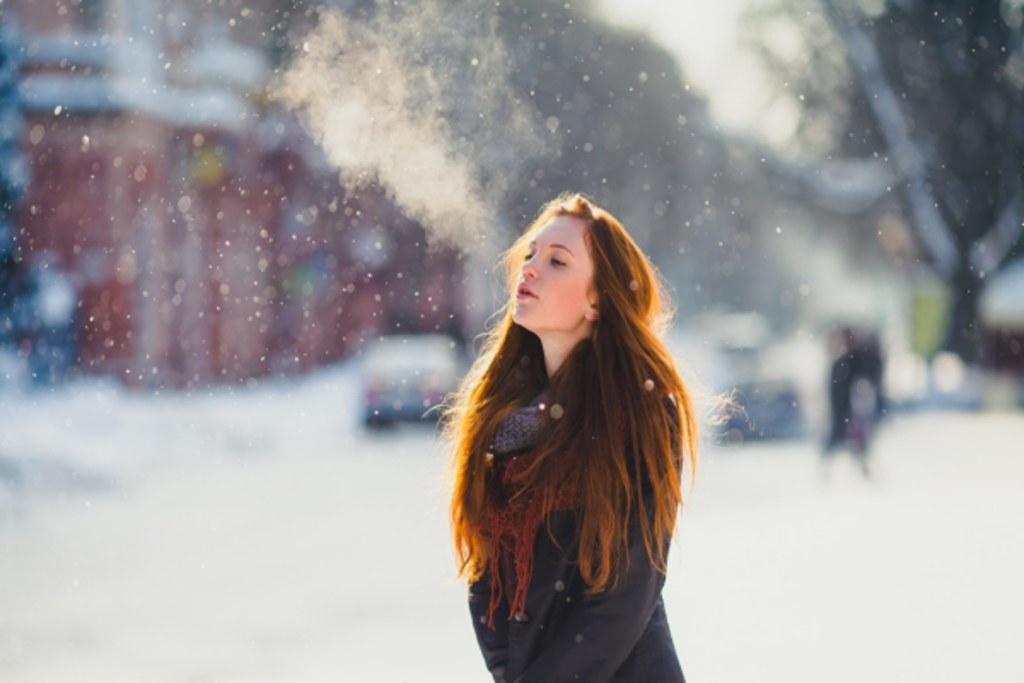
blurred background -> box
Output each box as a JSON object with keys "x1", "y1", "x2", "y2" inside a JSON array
[{"x1": 0, "y1": 0, "x2": 1022, "y2": 681}]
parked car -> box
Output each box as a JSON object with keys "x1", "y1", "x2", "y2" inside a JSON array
[
  {"x1": 724, "y1": 378, "x2": 805, "y2": 443},
  {"x1": 666, "y1": 312, "x2": 811, "y2": 444},
  {"x1": 359, "y1": 334, "x2": 465, "y2": 429}
]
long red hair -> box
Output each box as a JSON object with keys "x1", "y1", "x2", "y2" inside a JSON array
[{"x1": 442, "y1": 192, "x2": 699, "y2": 593}]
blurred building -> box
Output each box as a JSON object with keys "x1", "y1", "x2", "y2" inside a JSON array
[{"x1": 4, "y1": 0, "x2": 466, "y2": 387}]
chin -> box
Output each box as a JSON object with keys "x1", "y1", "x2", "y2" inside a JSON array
[{"x1": 512, "y1": 313, "x2": 534, "y2": 333}]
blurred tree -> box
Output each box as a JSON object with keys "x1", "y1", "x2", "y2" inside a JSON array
[
  {"x1": 494, "y1": 0, "x2": 737, "y2": 315},
  {"x1": 745, "y1": 0, "x2": 1024, "y2": 362},
  {"x1": 0, "y1": 20, "x2": 33, "y2": 350},
  {"x1": 281, "y1": 0, "x2": 763, "y2": 320}
]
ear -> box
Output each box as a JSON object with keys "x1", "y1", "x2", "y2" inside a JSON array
[{"x1": 585, "y1": 305, "x2": 599, "y2": 322}]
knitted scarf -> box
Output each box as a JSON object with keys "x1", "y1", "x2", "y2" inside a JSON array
[{"x1": 484, "y1": 392, "x2": 581, "y2": 629}]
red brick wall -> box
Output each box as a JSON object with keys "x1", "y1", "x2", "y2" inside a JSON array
[{"x1": 9, "y1": 14, "x2": 468, "y2": 388}]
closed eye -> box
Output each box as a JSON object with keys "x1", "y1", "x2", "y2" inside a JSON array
[{"x1": 524, "y1": 250, "x2": 565, "y2": 266}]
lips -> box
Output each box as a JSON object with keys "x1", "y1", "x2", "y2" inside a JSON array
[{"x1": 517, "y1": 282, "x2": 537, "y2": 298}]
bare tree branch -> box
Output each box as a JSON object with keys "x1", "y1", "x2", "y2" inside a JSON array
[
  {"x1": 971, "y1": 187, "x2": 1024, "y2": 274},
  {"x1": 821, "y1": 0, "x2": 960, "y2": 276}
]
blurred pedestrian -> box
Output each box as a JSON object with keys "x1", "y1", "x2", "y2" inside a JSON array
[
  {"x1": 822, "y1": 325, "x2": 884, "y2": 477},
  {"x1": 25, "y1": 261, "x2": 78, "y2": 385},
  {"x1": 443, "y1": 193, "x2": 699, "y2": 682}
]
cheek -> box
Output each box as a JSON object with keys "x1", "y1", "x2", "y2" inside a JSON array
[{"x1": 554, "y1": 279, "x2": 589, "y2": 318}]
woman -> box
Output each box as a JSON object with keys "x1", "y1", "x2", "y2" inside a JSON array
[{"x1": 443, "y1": 193, "x2": 699, "y2": 683}]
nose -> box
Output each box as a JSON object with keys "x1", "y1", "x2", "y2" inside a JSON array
[{"x1": 522, "y1": 258, "x2": 539, "y2": 279}]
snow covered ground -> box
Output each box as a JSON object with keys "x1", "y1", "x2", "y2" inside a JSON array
[{"x1": 1, "y1": 364, "x2": 1022, "y2": 683}]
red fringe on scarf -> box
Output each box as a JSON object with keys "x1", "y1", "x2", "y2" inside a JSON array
[{"x1": 484, "y1": 449, "x2": 579, "y2": 629}]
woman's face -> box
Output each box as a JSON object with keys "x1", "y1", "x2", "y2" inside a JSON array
[{"x1": 512, "y1": 215, "x2": 597, "y2": 343}]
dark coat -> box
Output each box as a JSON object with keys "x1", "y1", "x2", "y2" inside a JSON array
[
  {"x1": 468, "y1": 468, "x2": 686, "y2": 683},
  {"x1": 826, "y1": 333, "x2": 885, "y2": 450}
]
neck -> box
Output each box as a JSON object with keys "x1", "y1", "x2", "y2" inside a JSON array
[
  {"x1": 542, "y1": 341, "x2": 569, "y2": 379},
  {"x1": 539, "y1": 328, "x2": 592, "y2": 379}
]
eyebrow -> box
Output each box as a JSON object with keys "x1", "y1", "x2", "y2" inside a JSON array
[{"x1": 528, "y1": 241, "x2": 575, "y2": 257}]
